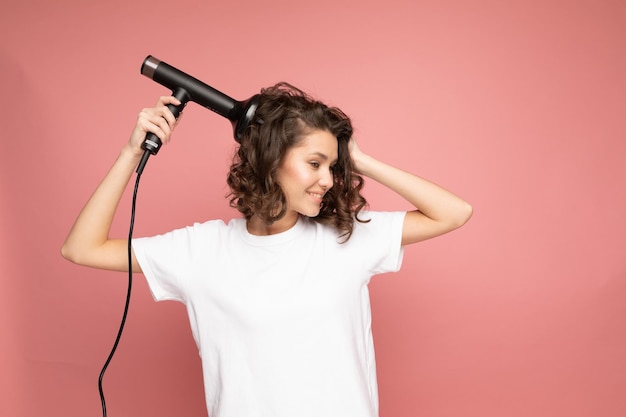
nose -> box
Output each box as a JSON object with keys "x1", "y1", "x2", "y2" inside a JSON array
[{"x1": 319, "y1": 168, "x2": 334, "y2": 189}]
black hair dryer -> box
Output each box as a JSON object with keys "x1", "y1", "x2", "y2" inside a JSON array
[{"x1": 136, "y1": 55, "x2": 260, "y2": 174}]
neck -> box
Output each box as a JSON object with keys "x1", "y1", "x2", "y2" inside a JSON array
[{"x1": 246, "y1": 212, "x2": 299, "y2": 236}]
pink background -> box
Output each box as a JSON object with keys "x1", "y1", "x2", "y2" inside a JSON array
[{"x1": 1, "y1": 0, "x2": 625, "y2": 416}]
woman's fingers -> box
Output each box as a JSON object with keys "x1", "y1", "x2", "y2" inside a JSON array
[{"x1": 127, "y1": 96, "x2": 182, "y2": 152}]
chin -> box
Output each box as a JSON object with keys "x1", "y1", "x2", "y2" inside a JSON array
[{"x1": 299, "y1": 207, "x2": 321, "y2": 218}]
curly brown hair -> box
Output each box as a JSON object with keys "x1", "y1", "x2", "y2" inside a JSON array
[{"x1": 226, "y1": 82, "x2": 368, "y2": 242}]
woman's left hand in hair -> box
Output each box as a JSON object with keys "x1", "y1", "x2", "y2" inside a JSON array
[
  {"x1": 346, "y1": 137, "x2": 472, "y2": 245},
  {"x1": 347, "y1": 136, "x2": 367, "y2": 174}
]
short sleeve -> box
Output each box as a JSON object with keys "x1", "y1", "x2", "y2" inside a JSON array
[
  {"x1": 132, "y1": 226, "x2": 196, "y2": 303},
  {"x1": 350, "y1": 211, "x2": 406, "y2": 275}
]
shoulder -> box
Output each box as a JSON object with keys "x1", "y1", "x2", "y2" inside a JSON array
[
  {"x1": 345, "y1": 211, "x2": 406, "y2": 247},
  {"x1": 356, "y1": 210, "x2": 406, "y2": 222},
  {"x1": 353, "y1": 211, "x2": 406, "y2": 232},
  {"x1": 183, "y1": 217, "x2": 247, "y2": 242},
  {"x1": 310, "y1": 211, "x2": 406, "y2": 245},
  {"x1": 185, "y1": 217, "x2": 246, "y2": 232},
  {"x1": 138, "y1": 218, "x2": 243, "y2": 244}
]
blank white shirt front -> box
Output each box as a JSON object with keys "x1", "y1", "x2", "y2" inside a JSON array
[{"x1": 133, "y1": 211, "x2": 405, "y2": 417}]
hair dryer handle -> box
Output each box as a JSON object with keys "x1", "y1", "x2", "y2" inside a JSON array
[
  {"x1": 136, "y1": 88, "x2": 190, "y2": 175},
  {"x1": 141, "y1": 88, "x2": 190, "y2": 155}
]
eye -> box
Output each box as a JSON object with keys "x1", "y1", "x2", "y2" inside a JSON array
[{"x1": 309, "y1": 161, "x2": 320, "y2": 168}]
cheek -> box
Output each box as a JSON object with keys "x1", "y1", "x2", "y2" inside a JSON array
[{"x1": 280, "y1": 163, "x2": 312, "y2": 189}]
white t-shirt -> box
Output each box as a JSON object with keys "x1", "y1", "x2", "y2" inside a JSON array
[{"x1": 133, "y1": 211, "x2": 406, "y2": 417}]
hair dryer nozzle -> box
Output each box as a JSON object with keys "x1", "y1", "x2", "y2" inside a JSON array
[{"x1": 232, "y1": 94, "x2": 260, "y2": 142}]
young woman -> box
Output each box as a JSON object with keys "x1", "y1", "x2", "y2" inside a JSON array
[{"x1": 62, "y1": 83, "x2": 472, "y2": 417}]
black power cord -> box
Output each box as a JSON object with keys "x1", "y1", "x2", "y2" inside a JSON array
[{"x1": 98, "y1": 170, "x2": 142, "y2": 417}]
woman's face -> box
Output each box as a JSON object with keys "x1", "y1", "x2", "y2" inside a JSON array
[{"x1": 276, "y1": 129, "x2": 338, "y2": 219}]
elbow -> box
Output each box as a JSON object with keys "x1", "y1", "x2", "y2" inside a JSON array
[
  {"x1": 448, "y1": 201, "x2": 473, "y2": 231},
  {"x1": 456, "y1": 202, "x2": 473, "y2": 227},
  {"x1": 60, "y1": 242, "x2": 76, "y2": 263},
  {"x1": 60, "y1": 241, "x2": 84, "y2": 265}
]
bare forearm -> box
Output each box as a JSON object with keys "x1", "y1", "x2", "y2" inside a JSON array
[
  {"x1": 357, "y1": 153, "x2": 471, "y2": 222},
  {"x1": 352, "y1": 145, "x2": 472, "y2": 244},
  {"x1": 61, "y1": 146, "x2": 141, "y2": 266},
  {"x1": 61, "y1": 96, "x2": 180, "y2": 270}
]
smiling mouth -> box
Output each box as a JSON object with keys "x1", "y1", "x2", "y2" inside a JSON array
[{"x1": 307, "y1": 192, "x2": 324, "y2": 202}]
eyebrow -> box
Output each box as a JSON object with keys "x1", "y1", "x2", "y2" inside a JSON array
[{"x1": 308, "y1": 152, "x2": 338, "y2": 163}]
